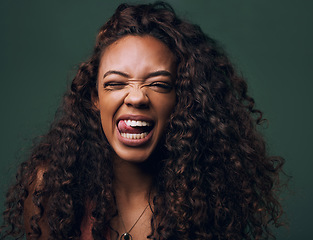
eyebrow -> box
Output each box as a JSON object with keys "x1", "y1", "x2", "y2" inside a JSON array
[
  {"x1": 103, "y1": 70, "x2": 130, "y2": 79},
  {"x1": 146, "y1": 70, "x2": 172, "y2": 79},
  {"x1": 103, "y1": 70, "x2": 173, "y2": 79}
]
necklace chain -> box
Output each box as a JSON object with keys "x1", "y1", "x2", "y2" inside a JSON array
[{"x1": 119, "y1": 204, "x2": 149, "y2": 239}]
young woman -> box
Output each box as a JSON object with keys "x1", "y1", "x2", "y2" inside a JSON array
[{"x1": 1, "y1": 2, "x2": 285, "y2": 240}]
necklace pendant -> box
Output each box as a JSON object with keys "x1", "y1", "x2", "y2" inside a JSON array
[{"x1": 120, "y1": 232, "x2": 132, "y2": 240}]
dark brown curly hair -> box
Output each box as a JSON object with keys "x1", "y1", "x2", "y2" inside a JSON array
[{"x1": 1, "y1": 2, "x2": 285, "y2": 240}]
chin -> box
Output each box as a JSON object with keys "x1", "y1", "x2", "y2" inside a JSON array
[{"x1": 113, "y1": 148, "x2": 155, "y2": 163}]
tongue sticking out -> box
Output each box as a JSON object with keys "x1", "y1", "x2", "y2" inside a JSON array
[{"x1": 117, "y1": 120, "x2": 151, "y2": 134}]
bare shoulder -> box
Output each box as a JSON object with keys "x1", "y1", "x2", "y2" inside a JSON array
[{"x1": 24, "y1": 166, "x2": 50, "y2": 240}]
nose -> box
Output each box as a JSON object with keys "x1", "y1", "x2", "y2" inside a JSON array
[{"x1": 124, "y1": 86, "x2": 149, "y2": 108}]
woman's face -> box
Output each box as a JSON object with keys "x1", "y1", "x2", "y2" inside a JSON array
[{"x1": 95, "y1": 35, "x2": 176, "y2": 163}]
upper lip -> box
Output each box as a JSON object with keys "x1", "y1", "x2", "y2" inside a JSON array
[{"x1": 117, "y1": 114, "x2": 155, "y2": 123}]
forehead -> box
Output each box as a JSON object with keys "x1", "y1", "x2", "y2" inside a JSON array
[{"x1": 98, "y1": 35, "x2": 176, "y2": 77}]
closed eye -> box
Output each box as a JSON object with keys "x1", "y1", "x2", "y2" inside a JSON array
[
  {"x1": 103, "y1": 81, "x2": 127, "y2": 90},
  {"x1": 147, "y1": 82, "x2": 173, "y2": 93}
]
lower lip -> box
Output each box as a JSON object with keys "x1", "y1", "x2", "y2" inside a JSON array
[{"x1": 116, "y1": 125, "x2": 154, "y2": 147}]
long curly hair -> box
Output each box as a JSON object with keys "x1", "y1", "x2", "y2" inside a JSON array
[{"x1": 1, "y1": 2, "x2": 285, "y2": 240}]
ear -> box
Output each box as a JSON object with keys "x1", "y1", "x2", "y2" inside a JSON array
[{"x1": 91, "y1": 91, "x2": 99, "y2": 111}]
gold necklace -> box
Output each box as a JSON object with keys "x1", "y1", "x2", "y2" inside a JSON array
[{"x1": 119, "y1": 204, "x2": 149, "y2": 240}]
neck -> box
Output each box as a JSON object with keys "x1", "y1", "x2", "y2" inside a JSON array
[
  {"x1": 110, "y1": 154, "x2": 159, "y2": 240},
  {"x1": 113, "y1": 155, "x2": 155, "y2": 204}
]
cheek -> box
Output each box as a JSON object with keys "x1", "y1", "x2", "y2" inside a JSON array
[
  {"x1": 153, "y1": 93, "x2": 176, "y2": 121},
  {"x1": 98, "y1": 91, "x2": 125, "y2": 112},
  {"x1": 97, "y1": 92, "x2": 125, "y2": 128}
]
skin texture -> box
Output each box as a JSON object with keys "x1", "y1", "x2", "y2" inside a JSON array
[{"x1": 95, "y1": 35, "x2": 176, "y2": 163}]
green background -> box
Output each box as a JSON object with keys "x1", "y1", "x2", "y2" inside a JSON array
[{"x1": 1, "y1": 0, "x2": 312, "y2": 239}]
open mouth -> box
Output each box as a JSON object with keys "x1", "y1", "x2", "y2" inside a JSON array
[{"x1": 117, "y1": 120, "x2": 154, "y2": 140}]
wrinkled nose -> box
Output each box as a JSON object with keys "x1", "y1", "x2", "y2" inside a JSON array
[{"x1": 124, "y1": 87, "x2": 149, "y2": 108}]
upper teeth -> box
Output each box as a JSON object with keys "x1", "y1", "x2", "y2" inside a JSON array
[{"x1": 124, "y1": 120, "x2": 151, "y2": 127}]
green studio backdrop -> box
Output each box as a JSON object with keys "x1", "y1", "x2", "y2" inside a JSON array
[{"x1": 1, "y1": 0, "x2": 312, "y2": 239}]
